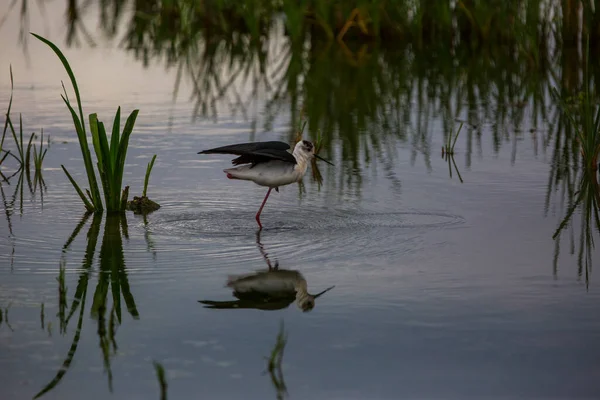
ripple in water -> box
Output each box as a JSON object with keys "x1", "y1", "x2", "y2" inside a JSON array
[{"x1": 146, "y1": 204, "x2": 466, "y2": 262}]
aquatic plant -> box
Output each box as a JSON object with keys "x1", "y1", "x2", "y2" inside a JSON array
[
  {"x1": 143, "y1": 154, "x2": 157, "y2": 198},
  {"x1": 0, "y1": 302, "x2": 13, "y2": 332},
  {"x1": 550, "y1": 166, "x2": 600, "y2": 289},
  {"x1": 31, "y1": 32, "x2": 140, "y2": 213},
  {"x1": 126, "y1": 154, "x2": 160, "y2": 214},
  {"x1": 546, "y1": 36, "x2": 600, "y2": 288},
  {"x1": 442, "y1": 122, "x2": 463, "y2": 157},
  {"x1": 48, "y1": 0, "x2": 589, "y2": 48},
  {"x1": 1, "y1": 65, "x2": 49, "y2": 184},
  {"x1": 34, "y1": 213, "x2": 139, "y2": 399},
  {"x1": 552, "y1": 33, "x2": 600, "y2": 172},
  {"x1": 32, "y1": 129, "x2": 48, "y2": 174},
  {"x1": 153, "y1": 361, "x2": 168, "y2": 400},
  {"x1": 1, "y1": 65, "x2": 27, "y2": 170},
  {"x1": 20, "y1": 0, "x2": 584, "y2": 198},
  {"x1": 265, "y1": 320, "x2": 288, "y2": 400}
]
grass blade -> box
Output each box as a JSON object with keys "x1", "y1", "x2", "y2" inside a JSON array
[
  {"x1": 153, "y1": 361, "x2": 168, "y2": 400},
  {"x1": 114, "y1": 110, "x2": 139, "y2": 201},
  {"x1": 61, "y1": 95, "x2": 103, "y2": 209},
  {"x1": 30, "y1": 33, "x2": 87, "y2": 137},
  {"x1": 451, "y1": 122, "x2": 463, "y2": 151},
  {"x1": 110, "y1": 107, "x2": 121, "y2": 170},
  {"x1": 25, "y1": 132, "x2": 34, "y2": 171},
  {"x1": 33, "y1": 289, "x2": 87, "y2": 399},
  {"x1": 8, "y1": 114, "x2": 22, "y2": 163},
  {"x1": 61, "y1": 165, "x2": 94, "y2": 212},
  {"x1": 19, "y1": 113, "x2": 23, "y2": 160},
  {"x1": 65, "y1": 213, "x2": 101, "y2": 324},
  {"x1": 143, "y1": 155, "x2": 157, "y2": 198},
  {"x1": 90, "y1": 114, "x2": 113, "y2": 209},
  {"x1": 33, "y1": 32, "x2": 103, "y2": 210},
  {"x1": 1, "y1": 64, "x2": 14, "y2": 151}
]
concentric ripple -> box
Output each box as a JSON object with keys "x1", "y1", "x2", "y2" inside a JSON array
[{"x1": 145, "y1": 204, "x2": 466, "y2": 263}]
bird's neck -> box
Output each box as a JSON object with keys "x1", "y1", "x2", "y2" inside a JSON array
[
  {"x1": 294, "y1": 280, "x2": 310, "y2": 302},
  {"x1": 292, "y1": 148, "x2": 311, "y2": 175}
]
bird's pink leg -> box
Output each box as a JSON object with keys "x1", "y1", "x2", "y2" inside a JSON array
[{"x1": 255, "y1": 188, "x2": 272, "y2": 229}]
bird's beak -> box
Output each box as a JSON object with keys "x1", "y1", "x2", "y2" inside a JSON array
[
  {"x1": 313, "y1": 285, "x2": 335, "y2": 299},
  {"x1": 315, "y1": 154, "x2": 334, "y2": 166}
]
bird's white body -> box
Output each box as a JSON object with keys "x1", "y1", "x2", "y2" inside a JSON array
[
  {"x1": 227, "y1": 269, "x2": 320, "y2": 311},
  {"x1": 224, "y1": 142, "x2": 313, "y2": 188},
  {"x1": 199, "y1": 139, "x2": 332, "y2": 228},
  {"x1": 227, "y1": 269, "x2": 308, "y2": 295}
]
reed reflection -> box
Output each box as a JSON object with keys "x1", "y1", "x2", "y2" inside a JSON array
[
  {"x1": 264, "y1": 321, "x2": 288, "y2": 400},
  {"x1": 199, "y1": 230, "x2": 334, "y2": 312},
  {"x1": 34, "y1": 213, "x2": 139, "y2": 399}
]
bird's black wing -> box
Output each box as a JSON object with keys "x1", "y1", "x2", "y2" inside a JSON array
[
  {"x1": 198, "y1": 141, "x2": 296, "y2": 165},
  {"x1": 232, "y1": 149, "x2": 296, "y2": 165},
  {"x1": 198, "y1": 299, "x2": 293, "y2": 311}
]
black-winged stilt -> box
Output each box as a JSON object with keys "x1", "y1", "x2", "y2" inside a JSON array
[
  {"x1": 198, "y1": 231, "x2": 335, "y2": 311},
  {"x1": 198, "y1": 140, "x2": 333, "y2": 229}
]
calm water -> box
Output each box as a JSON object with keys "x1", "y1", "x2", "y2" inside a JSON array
[{"x1": 1, "y1": 4, "x2": 600, "y2": 400}]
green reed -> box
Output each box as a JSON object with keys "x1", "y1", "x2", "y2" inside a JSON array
[
  {"x1": 0, "y1": 303, "x2": 13, "y2": 332},
  {"x1": 1, "y1": 79, "x2": 26, "y2": 168},
  {"x1": 31, "y1": 32, "x2": 140, "y2": 213},
  {"x1": 153, "y1": 361, "x2": 168, "y2": 400},
  {"x1": 265, "y1": 320, "x2": 288, "y2": 400},
  {"x1": 551, "y1": 46, "x2": 600, "y2": 173},
  {"x1": 34, "y1": 213, "x2": 139, "y2": 399},
  {"x1": 85, "y1": 0, "x2": 567, "y2": 46},
  {"x1": 442, "y1": 121, "x2": 463, "y2": 156},
  {"x1": 266, "y1": 320, "x2": 287, "y2": 372},
  {"x1": 33, "y1": 129, "x2": 48, "y2": 174},
  {"x1": 143, "y1": 154, "x2": 157, "y2": 198},
  {"x1": 1, "y1": 65, "x2": 49, "y2": 178}
]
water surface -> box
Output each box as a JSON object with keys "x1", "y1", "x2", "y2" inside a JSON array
[{"x1": 1, "y1": 4, "x2": 599, "y2": 400}]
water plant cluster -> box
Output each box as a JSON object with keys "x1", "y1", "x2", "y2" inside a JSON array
[
  {"x1": 1, "y1": 66, "x2": 48, "y2": 182},
  {"x1": 54, "y1": 0, "x2": 600, "y2": 47},
  {"x1": 548, "y1": 39, "x2": 600, "y2": 288},
  {"x1": 29, "y1": 33, "x2": 159, "y2": 215}
]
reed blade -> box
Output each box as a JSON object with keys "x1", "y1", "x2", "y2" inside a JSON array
[
  {"x1": 90, "y1": 115, "x2": 114, "y2": 209},
  {"x1": 1, "y1": 64, "x2": 14, "y2": 151},
  {"x1": 25, "y1": 132, "x2": 34, "y2": 171},
  {"x1": 110, "y1": 107, "x2": 121, "y2": 170},
  {"x1": 61, "y1": 94, "x2": 103, "y2": 210},
  {"x1": 61, "y1": 165, "x2": 94, "y2": 212},
  {"x1": 30, "y1": 33, "x2": 87, "y2": 135},
  {"x1": 33, "y1": 32, "x2": 103, "y2": 210},
  {"x1": 114, "y1": 110, "x2": 139, "y2": 202},
  {"x1": 143, "y1": 154, "x2": 157, "y2": 198}
]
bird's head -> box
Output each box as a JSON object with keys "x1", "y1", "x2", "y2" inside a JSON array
[
  {"x1": 297, "y1": 295, "x2": 316, "y2": 312},
  {"x1": 295, "y1": 285, "x2": 335, "y2": 312},
  {"x1": 294, "y1": 140, "x2": 315, "y2": 157},
  {"x1": 293, "y1": 140, "x2": 334, "y2": 166}
]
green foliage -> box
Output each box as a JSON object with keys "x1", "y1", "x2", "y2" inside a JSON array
[
  {"x1": 89, "y1": 109, "x2": 140, "y2": 212},
  {"x1": 551, "y1": 36, "x2": 600, "y2": 172},
  {"x1": 1, "y1": 65, "x2": 49, "y2": 179},
  {"x1": 34, "y1": 213, "x2": 139, "y2": 399},
  {"x1": 265, "y1": 321, "x2": 288, "y2": 400},
  {"x1": 443, "y1": 122, "x2": 463, "y2": 156},
  {"x1": 33, "y1": 129, "x2": 48, "y2": 173},
  {"x1": 153, "y1": 361, "x2": 168, "y2": 400},
  {"x1": 31, "y1": 32, "x2": 140, "y2": 213},
  {"x1": 143, "y1": 154, "x2": 157, "y2": 198}
]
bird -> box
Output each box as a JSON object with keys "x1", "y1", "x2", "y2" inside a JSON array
[
  {"x1": 199, "y1": 230, "x2": 335, "y2": 312},
  {"x1": 198, "y1": 140, "x2": 333, "y2": 229},
  {"x1": 199, "y1": 265, "x2": 335, "y2": 312}
]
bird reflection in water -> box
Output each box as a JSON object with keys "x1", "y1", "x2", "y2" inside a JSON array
[{"x1": 199, "y1": 231, "x2": 334, "y2": 312}]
